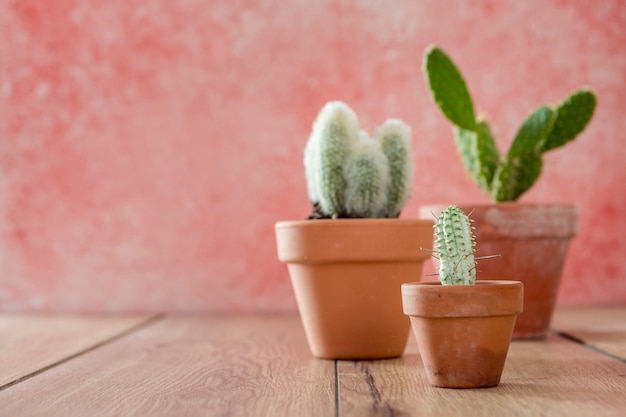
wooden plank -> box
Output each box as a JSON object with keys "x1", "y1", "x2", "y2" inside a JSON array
[
  {"x1": 551, "y1": 305, "x2": 626, "y2": 360},
  {"x1": 0, "y1": 314, "x2": 336, "y2": 417},
  {"x1": 338, "y1": 332, "x2": 626, "y2": 417},
  {"x1": 0, "y1": 314, "x2": 155, "y2": 387}
]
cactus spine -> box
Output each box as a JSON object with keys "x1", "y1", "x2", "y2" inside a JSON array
[
  {"x1": 423, "y1": 45, "x2": 597, "y2": 202},
  {"x1": 304, "y1": 101, "x2": 414, "y2": 219},
  {"x1": 435, "y1": 206, "x2": 476, "y2": 285}
]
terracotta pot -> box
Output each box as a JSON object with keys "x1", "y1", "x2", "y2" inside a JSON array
[
  {"x1": 275, "y1": 219, "x2": 434, "y2": 360},
  {"x1": 419, "y1": 203, "x2": 577, "y2": 339},
  {"x1": 402, "y1": 280, "x2": 523, "y2": 389}
]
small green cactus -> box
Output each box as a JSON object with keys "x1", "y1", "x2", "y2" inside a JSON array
[
  {"x1": 435, "y1": 206, "x2": 477, "y2": 285},
  {"x1": 305, "y1": 101, "x2": 414, "y2": 219},
  {"x1": 423, "y1": 45, "x2": 597, "y2": 202}
]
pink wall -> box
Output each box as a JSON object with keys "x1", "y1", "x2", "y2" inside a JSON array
[{"x1": 1, "y1": 0, "x2": 625, "y2": 312}]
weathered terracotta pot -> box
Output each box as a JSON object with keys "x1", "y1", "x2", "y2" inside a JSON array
[
  {"x1": 402, "y1": 280, "x2": 523, "y2": 389},
  {"x1": 275, "y1": 219, "x2": 434, "y2": 360},
  {"x1": 419, "y1": 203, "x2": 577, "y2": 339}
]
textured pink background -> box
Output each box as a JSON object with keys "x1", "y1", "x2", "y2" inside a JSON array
[{"x1": 1, "y1": 0, "x2": 625, "y2": 312}]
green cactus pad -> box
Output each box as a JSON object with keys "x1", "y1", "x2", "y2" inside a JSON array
[
  {"x1": 454, "y1": 121, "x2": 500, "y2": 194},
  {"x1": 422, "y1": 45, "x2": 597, "y2": 203},
  {"x1": 539, "y1": 89, "x2": 597, "y2": 153},
  {"x1": 424, "y1": 46, "x2": 477, "y2": 131},
  {"x1": 508, "y1": 106, "x2": 556, "y2": 157},
  {"x1": 491, "y1": 152, "x2": 543, "y2": 202},
  {"x1": 436, "y1": 205, "x2": 476, "y2": 285}
]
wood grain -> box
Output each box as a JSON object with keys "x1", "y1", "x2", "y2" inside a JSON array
[
  {"x1": 0, "y1": 314, "x2": 154, "y2": 387},
  {"x1": 0, "y1": 314, "x2": 335, "y2": 417},
  {"x1": 338, "y1": 333, "x2": 626, "y2": 417},
  {"x1": 3, "y1": 309, "x2": 626, "y2": 417},
  {"x1": 551, "y1": 305, "x2": 626, "y2": 360}
]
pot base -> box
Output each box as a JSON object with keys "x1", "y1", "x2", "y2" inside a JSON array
[{"x1": 409, "y1": 315, "x2": 515, "y2": 388}]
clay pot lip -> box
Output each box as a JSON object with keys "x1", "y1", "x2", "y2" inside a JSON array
[
  {"x1": 403, "y1": 279, "x2": 521, "y2": 287},
  {"x1": 401, "y1": 280, "x2": 524, "y2": 318},
  {"x1": 275, "y1": 218, "x2": 435, "y2": 263},
  {"x1": 418, "y1": 202, "x2": 578, "y2": 239},
  {"x1": 275, "y1": 218, "x2": 434, "y2": 229},
  {"x1": 418, "y1": 202, "x2": 579, "y2": 222},
  {"x1": 418, "y1": 202, "x2": 578, "y2": 211}
]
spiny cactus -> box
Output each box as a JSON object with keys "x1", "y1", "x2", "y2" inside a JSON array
[
  {"x1": 423, "y1": 45, "x2": 597, "y2": 202},
  {"x1": 305, "y1": 101, "x2": 414, "y2": 219},
  {"x1": 435, "y1": 206, "x2": 477, "y2": 285}
]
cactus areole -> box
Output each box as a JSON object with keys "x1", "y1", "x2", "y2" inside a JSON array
[
  {"x1": 423, "y1": 45, "x2": 597, "y2": 202},
  {"x1": 435, "y1": 206, "x2": 477, "y2": 285},
  {"x1": 304, "y1": 101, "x2": 414, "y2": 219}
]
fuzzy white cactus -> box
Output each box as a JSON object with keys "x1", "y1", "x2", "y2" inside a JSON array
[
  {"x1": 304, "y1": 101, "x2": 413, "y2": 219},
  {"x1": 305, "y1": 101, "x2": 359, "y2": 216},
  {"x1": 344, "y1": 132, "x2": 391, "y2": 218},
  {"x1": 377, "y1": 120, "x2": 414, "y2": 218}
]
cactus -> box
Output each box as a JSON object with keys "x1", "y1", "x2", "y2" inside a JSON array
[
  {"x1": 377, "y1": 120, "x2": 414, "y2": 217},
  {"x1": 343, "y1": 133, "x2": 391, "y2": 218},
  {"x1": 304, "y1": 101, "x2": 414, "y2": 219},
  {"x1": 423, "y1": 45, "x2": 597, "y2": 202},
  {"x1": 435, "y1": 206, "x2": 477, "y2": 285}
]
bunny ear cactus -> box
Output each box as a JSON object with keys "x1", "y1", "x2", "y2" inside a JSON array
[
  {"x1": 423, "y1": 45, "x2": 597, "y2": 202},
  {"x1": 304, "y1": 101, "x2": 414, "y2": 219},
  {"x1": 435, "y1": 205, "x2": 477, "y2": 285}
]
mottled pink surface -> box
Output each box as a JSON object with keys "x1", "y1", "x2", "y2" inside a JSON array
[{"x1": 1, "y1": 0, "x2": 625, "y2": 312}]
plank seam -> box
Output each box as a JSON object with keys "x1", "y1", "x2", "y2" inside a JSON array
[
  {"x1": 0, "y1": 314, "x2": 164, "y2": 392},
  {"x1": 551, "y1": 329, "x2": 626, "y2": 364},
  {"x1": 335, "y1": 360, "x2": 342, "y2": 417}
]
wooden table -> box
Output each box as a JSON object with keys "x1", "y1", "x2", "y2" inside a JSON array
[{"x1": 1, "y1": 306, "x2": 625, "y2": 416}]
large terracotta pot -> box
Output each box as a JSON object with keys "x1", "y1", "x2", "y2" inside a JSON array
[
  {"x1": 402, "y1": 280, "x2": 524, "y2": 388},
  {"x1": 275, "y1": 219, "x2": 434, "y2": 360},
  {"x1": 418, "y1": 203, "x2": 577, "y2": 339}
]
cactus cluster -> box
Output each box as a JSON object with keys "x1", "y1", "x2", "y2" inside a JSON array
[
  {"x1": 423, "y1": 46, "x2": 597, "y2": 202},
  {"x1": 435, "y1": 206, "x2": 477, "y2": 285},
  {"x1": 305, "y1": 101, "x2": 414, "y2": 219}
]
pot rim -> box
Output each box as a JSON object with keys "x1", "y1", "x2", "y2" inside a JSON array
[
  {"x1": 275, "y1": 218, "x2": 434, "y2": 229},
  {"x1": 401, "y1": 280, "x2": 524, "y2": 318},
  {"x1": 418, "y1": 202, "x2": 578, "y2": 210},
  {"x1": 402, "y1": 280, "x2": 522, "y2": 288},
  {"x1": 418, "y1": 203, "x2": 578, "y2": 239},
  {"x1": 275, "y1": 218, "x2": 435, "y2": 263}
]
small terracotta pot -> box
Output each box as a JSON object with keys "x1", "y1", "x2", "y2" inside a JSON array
[
  {"x1": 419, "y1": 203, "x2": 577, "y2": 339},
  {"x1": 402, "y1": 280, "x2": 523, "y2": 389},
  {"x1": 275, "y1": 219, "x2": 434, "y2": 360}
]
